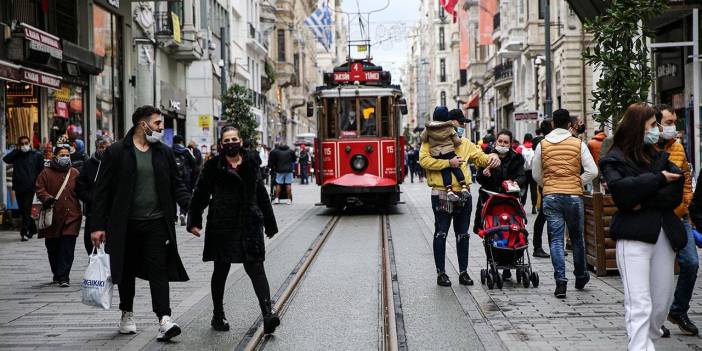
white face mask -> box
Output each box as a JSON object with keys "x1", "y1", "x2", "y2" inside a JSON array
[
  {"x1": 495, "y1": 145, "x2": 510, "y2": 154},
  {"x1": 660, "y1": 125, "x2": 677, "y2": 140},
  {"x1": 20, "y1": 145, "x2": 31, "y2": 152},
  {"x1": 143, "y1": 122, "x2": 163, "y2": 144},
  {"x1": 456, "y1": 127, "x2": 465, "y2": 138}
]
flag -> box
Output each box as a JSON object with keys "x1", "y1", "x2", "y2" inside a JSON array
[
  {"x1": 440, "y1": 0, "x2": 459, "y2": 22},
  {"x1": 479, "y1": 0, "x2": 497, "y2": 45},
  {"x1": 304, "y1": 1, "x2": 333, "y2": 51}
]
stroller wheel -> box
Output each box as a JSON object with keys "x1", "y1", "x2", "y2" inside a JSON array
[
  {"x1": 521, "y1": 271, "x2": 530, "y2": 288},
  {"x1": 495, "y1": 275, "x2": 503, "y2": 289},
  {"x1": 530, "y1": 272, "x2": 540, "y2": 288},
  {"x1": 486, "y1": 273, "x2": 494, "y2": 289},
  {"x1": 480, "y1": 269, "x2": 487, "y2": 285},
  {"x1": 516, "y1": 268, "x2": 523, "y2": 283}
]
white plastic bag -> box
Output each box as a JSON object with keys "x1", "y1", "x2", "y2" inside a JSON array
[{"x1": 81, "y1": 245, "x2": 113, "y2": 310}]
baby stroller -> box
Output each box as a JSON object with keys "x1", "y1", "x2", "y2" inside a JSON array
[{"x1": 478, "y1": 180, "x2": 539, "y2": 289}]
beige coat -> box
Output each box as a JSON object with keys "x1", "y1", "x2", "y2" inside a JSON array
[{"x1": 420, "y1": 121, "x2": 461, "y2": 156}]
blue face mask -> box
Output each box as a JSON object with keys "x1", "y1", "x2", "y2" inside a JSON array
[
  {"x1": 57, "y1": 156, "x2": 71, "y2": 168},
  {"x1": 644, "y1": 127, "x2": 660, "y2": 145},
  {"x1": 456, "y1": 127, "x2": 465, "y2": 138}
]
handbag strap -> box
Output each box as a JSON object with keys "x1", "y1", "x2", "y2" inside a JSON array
[{"x1": 55, "y1": 170, "x2": 72, "y2": 200}]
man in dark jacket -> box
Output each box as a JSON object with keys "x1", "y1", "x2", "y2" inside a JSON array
[
  {"x1": 268, "y1": 143, "x2": 296, "y2": 204},
  {"x1": 76, "y1": 135, "x2": 112, "y2": 254},
  {"x1": 90, "y1": 105, "x2": 191, "y2": 341},
  {"x1": 298, "y1": 144, "x2": 310, "y2": 185},
  {"x1": 3, "y1": 136, "x2": 44, "y2": 241},
  {"x1": 172, "y1": 135, "x2": 197, "y2": 225}
]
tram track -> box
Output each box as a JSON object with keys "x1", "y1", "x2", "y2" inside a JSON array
[{"x1": 236, "y1": 213, "x2": 406, "y2": 351}]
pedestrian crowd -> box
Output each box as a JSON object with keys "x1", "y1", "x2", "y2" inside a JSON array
[{"x1": 415, "y1": 103, "x2": 700, "y2": 350}]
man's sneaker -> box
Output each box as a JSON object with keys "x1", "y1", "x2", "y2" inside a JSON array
[
  {"x1": 661, "y1": 325, "x2": 671, "y2": 338},
  {"x1": 446, "y1": 191, "x2": 460, "y2": 202},
  {"x1": 533, "y1": 247, "x2": 550, "y2": 258},
  {"x1": 20, "y1": 234, "x2": 28, "y2": 242},
  {"x1": 179, "y1": 214, "x2": 186, "y2": 226},
  {"x1": 668, "y1": 313, "x2": 699, "y2": 336},
  {"x1": 554, "y1": 281, "x2": 567, "y2": 299},
  {"x1": 437, "y1": 273, "x2": 452, "y2": 287},
  {"x1": 458, "y1": 272, "x2": 474, "y2": 286},
  {"x1": 118, "y1": 311, "x2": 137, "y2": 334},
  {"x1": 156, "y1": 316, "x2": 181, "y2": 341},
  {"x1": 273, "y1": 198, "x2": 280, "y2": 205},
  {"x1": 211, "y1": 311, "x2": 230, "y2": 331},
  {"x1": 575, "y1": 274, "x2": 590, "y2": 290},
  {"x1": 58, "y1": 281, "x2": 70, "y2": 288}
]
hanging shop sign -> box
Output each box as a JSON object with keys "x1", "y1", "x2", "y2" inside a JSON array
[
  {"x1": 55, "y1": 101, "x2": 69, "y2": 118},
  {"x1": 0, "y1": 60, "x2": 21, "y2": 82},
  {"x1": 20, "y1": 23, "x2": 63, "y2": 60},
  {"x1": 21, "y1": 67, "x2": 62, "y2": 89},
  {"x1": 514, "y1": 111, "x2": 539, "y2": 121}
]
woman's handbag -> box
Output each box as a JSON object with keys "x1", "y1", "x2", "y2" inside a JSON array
[{"x1": 37, "y1": 172, "x2": 71, "y2": 230}]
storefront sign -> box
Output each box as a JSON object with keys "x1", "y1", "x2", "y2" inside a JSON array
[
  {"x1": 160, "y1": 81, "x2": 186, "y2": 118},
  {"x1": 0, "y1": 60, "x2": 21, "y2": 82},
  {"x1": 21, "y1": 68, "x2": 62, "y2": 89},
  {"x1": 198, "y1": 115, "x2": 211, "y2": 128},
  {"x1": 514, "y1": 111, "x2": 539, "y2": 121},
  {"x1": 53, "y1": 85, "x2": 71, "y2": 101},
  {"x1": 55, "y1": 101, "x2": 69, "y2": 118},
  {"x1": 20, "y1": 23, "x2": 63, "y2": 60}
]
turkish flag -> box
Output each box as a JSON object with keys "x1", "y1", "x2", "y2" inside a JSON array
[{"x1": 440, "y1": 0, "x2": 458, "y2": 15}]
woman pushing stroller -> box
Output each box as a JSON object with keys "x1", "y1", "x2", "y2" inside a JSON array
[{"x1": 474, "y1": 129, "x2": 528, "y2": 281}]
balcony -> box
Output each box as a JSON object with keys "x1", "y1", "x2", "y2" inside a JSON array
[
  {"x1": 155, "y1": 11, "x2": 173, "y2": 36},
  {"x1": 493, "y1": 61, "x2": 513, "y2": 89},
  {"x1": 467, "y1": 62, "x2": 487, "y2": 85},
  {"x1": 276, "y1": 61, "x2": 295, "y2": 87},
  {"x1": 247, "y1": 22, "x2": 269, "y2": 56},
  {"x1": 153, "y1": 11, "x2": 202, "y2": 61}
]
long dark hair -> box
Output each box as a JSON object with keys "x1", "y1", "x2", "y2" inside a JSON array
[
  {"x1": 611, "y1": 102, "x2": 658, "y2": 166},
  {"x1": 496, "y1": 129, "x2": 513, "y2": 144}
]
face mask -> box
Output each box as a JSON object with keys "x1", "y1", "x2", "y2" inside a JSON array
[
  {"x1": 221, "y1": 142, "x2": 241, "y2": 156},
  {"x1": 95, "y1": 149, "x2": 106, "y2": 160},
  {"x1": 495, "y1": 145, "x2": 510, "y2": 154},
  {"x1": 644, "y1": 127, "x2": 660, "y2": 145},
  {"x1": 660, "y1": 125, "x2": 677, "y2": 140},
  {"x1": 20, "y1": 145, "x2": 30, "y2": 152},
  {"x1": 142, "y1": 122, "x2": 163, "y2": 144},
  {"x1": 456, "y1": 127, "x2": 465, "y2": 138},
  {"x1": 57, "y1": 156, "x2": 71, "y2": 168}
]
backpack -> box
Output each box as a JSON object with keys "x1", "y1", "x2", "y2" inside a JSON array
[
  {"x1": 174, "y1": 152, "x2": 187, "y2": 177},
  {"x1": 522, "y1": 147, "x2": 535, "y2": 170}
]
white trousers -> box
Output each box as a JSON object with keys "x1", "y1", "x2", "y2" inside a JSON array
[{"x1": 616, "y1": 231, "x2": 676, "y2": 351}]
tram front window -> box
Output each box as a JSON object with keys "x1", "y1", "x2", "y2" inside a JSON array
[
  {"x1": 340, "y1": 98, "x2": 357, "y2": 137},
  {"x1": 360, "y1": 98, "x2": 377, "y2": 136}
]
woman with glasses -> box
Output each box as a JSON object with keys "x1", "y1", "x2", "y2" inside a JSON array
[{"x1": 187, "y1": 126, "x2": 280, "y2": 334}]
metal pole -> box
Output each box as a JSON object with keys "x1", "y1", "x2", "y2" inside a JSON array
[
  {"x1": 220, "y1": 26, "x2": 228, "y2": 99},
  {"x1": 543, "y1": 0, "x2": 553, "y2": 119},
  {"x1": 456, "y1": 79, "x2": 460, "y2": 109},
  {"x1": 693, "y1": 9, "x2": 700, "y2": 174}
]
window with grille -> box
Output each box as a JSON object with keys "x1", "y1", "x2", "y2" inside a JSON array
[
  {"x1": 440, "y1": 59, "x2": 446, "y2": 82},
  {"x1": 277, "y1": 29, "x2": 286, "y2": 62}
]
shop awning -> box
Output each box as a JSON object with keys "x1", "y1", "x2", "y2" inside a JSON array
[
  {"x1": 20, "y1": 67, "x2": 62, "y2": 89},
  {"x1": 465, "y1": 93, "x2": 480, "y2": 109},
  {"x1": 0, "y1": 60, "x2": 21, "y2": 82}
]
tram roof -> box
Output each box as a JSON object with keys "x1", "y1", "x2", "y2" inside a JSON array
[{"x1": 314, "y1": 85, "x2": 403, "y2": 98}]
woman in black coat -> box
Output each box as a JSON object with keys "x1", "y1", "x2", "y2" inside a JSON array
[
  {"x1": 187, "y1": 126, "x2": 280, "y2": 334},
  {"x1": 76, "y1": 136, "x2": 111, "y2": 254},
  {"x1": 599, "y1": 103, "x2": 686, "y2": 350}
]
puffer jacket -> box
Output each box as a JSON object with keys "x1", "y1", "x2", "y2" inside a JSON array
[
  {"x1": 661, "y1": 139, "x2": 692, "y2": 218},
  {"x1": 587, "y1": 132, "x2": 607, "y2": 165},
  {"x1": 420, "y1": 121, "x2": 461, "y2": 156}
]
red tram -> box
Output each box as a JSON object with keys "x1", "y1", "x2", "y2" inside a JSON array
[{"x1": 308, "y1": 59, "x2": 408, "y2": 208}]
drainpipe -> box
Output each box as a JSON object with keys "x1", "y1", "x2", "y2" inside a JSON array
[{"x1": 580, "y1": 27, "x2": 587, "y2": 133}]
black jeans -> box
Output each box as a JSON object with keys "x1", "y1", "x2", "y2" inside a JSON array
[
  {"x1": 431, "y1": 195, "x2": 472, "y2": 273},
  {"x1": 438, "y1": 152, "x2": 465, "y2": 188},
  {"x1": 520, "y1": 171, "x2": 537, "y2": 209},
  {"x1": 300, "y1": 164, "x2": 309, "y2": 184},
  {"x1": 532, "y1": 186, "x2": 546, "y2": 249},
  {"x1": 118, "y1": 218, "x2": 171, "y2": 319},
  {"x1": 45, "y1": 235, "x2": 77, "y2": 283},
  {"x1": 15, "y1": 190, "x2": 36, "y2": 237},
  {"x1": 211, "y1": 261, "x2": 271, "y2": 314}
]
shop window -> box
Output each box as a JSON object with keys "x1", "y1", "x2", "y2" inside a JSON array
[
  {"x1": 47, "y1": 84, "x2": 85, "y2": 146},
  {"x1": 5, "y1": 83, "x2": 40, "y2": 148},
  {"x1": 93, "y1": 5, "x2": 122, "y2": 139}
]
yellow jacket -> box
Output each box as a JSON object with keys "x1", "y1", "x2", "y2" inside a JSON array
[
  {"x1": 419, "y1": 138, "x2": 490, "y2": 192},
  {"x1": 663, "y1": 140, "x2": 693, "y2": 218}
]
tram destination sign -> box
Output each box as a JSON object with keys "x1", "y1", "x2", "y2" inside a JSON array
[{"x1": 334, "y1": 63, "x2": 381, "y2": 83}]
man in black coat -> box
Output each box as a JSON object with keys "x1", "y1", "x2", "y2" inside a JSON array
[
  {"x1": 90, "y1": 105, "x2": 191, "y2": 341},
  {"x1": 76, "y1": 135, "x2": 112, "y2": 254},
  {"x1": 298, "y1": 144, "x2": 310, "y2": 185},
  {"x1": 2, "y1": 136, "x2": 44, "y2": 241},
  {"x1": 171, "y1": 135, "x2": 197, "y2": 225},
  {"x1": 268, "y1": 143, "x2": 296, "y2": 204}
]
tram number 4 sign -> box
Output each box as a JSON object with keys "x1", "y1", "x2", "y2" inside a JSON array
[{"x1": 334, "y1": 63, "x2": 380, "y2": 83}]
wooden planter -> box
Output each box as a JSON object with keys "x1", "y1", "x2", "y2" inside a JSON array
[{"x1": 582, "y1": 193, "x2": 618, "y2": 276}]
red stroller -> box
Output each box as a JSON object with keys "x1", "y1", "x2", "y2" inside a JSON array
[{"x1": 477, "y1": 181, "x2": 539, "y2": 289}]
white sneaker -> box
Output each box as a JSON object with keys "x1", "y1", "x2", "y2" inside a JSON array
[
  {"x1": 446, "y1": 191, "x2": 460, "y2": 202},
  {"x1": 273, "y1": 198, "x2": 280, "y2": 204},
  {"x1": 118, "y1": 311, "x2": 137, "y2": 334},
  {"x1": 156, "y1": 315, "x2": 181, "y2": 341}
]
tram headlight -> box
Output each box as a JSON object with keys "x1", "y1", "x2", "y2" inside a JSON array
[{"x1": 350, "y1": 154, "x2": 368, "y2": 172}]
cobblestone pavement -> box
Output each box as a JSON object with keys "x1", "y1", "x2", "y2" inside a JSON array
[{"x1": 0, "y1": 180, "x2": 701, "y2": 350}]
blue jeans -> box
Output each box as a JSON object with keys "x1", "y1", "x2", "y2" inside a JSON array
[
  {"x1": 670, "y1": 217, "x2": 699, "y2": 316},
  {"x1": 542, "y1": 194, "x2": 589, "y2": 282},
  {"x1": 431, "y1": 195, "x2": 471, "y2": 273}
]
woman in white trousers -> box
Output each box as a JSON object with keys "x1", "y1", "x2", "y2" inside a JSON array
[{"x1": 600, "y1": 103, "x2": 688, "y2": 350}]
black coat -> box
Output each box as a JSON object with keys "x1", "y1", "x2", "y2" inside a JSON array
[
  {"x1": 2, "y1": 149, "x2": 44, "y2": 192},
  {"x1": 476, "y1": 150, "x2": 527, "y2": 193},
  {"x1": 76, "y1": 154, "x2": 102, "y2": 254},
  {"x1": 187, "y1": 152, "x2": 278, "y2": 263},
  {"x1": 600, "y1": 147, "x2": 687, "y2": 250},
  {"x1": 687, "y1": 171, "x2": 702, "y2": 229},
  {"x1": 91, "y1": 127, "x2": 191, "y2": 284},
  {"x1": 268, "y1": 145, "x2": 296, "y2": 173}
]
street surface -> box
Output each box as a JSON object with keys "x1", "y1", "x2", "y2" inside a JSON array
[{"x1": 0, "y1": 181, "x2": 701, "y2": 350}]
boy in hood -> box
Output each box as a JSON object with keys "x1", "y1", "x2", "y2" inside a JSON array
[{"x1": 420, "y1": 106, "x2": 468, "y2": 201}]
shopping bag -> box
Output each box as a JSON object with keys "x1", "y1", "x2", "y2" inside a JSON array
[
  {"x1": 31, "y1": 195, "x2": 41, "y2": 219},
  {"x1": 81, "y1": 245, "x2": 113, "y2": 310}
]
